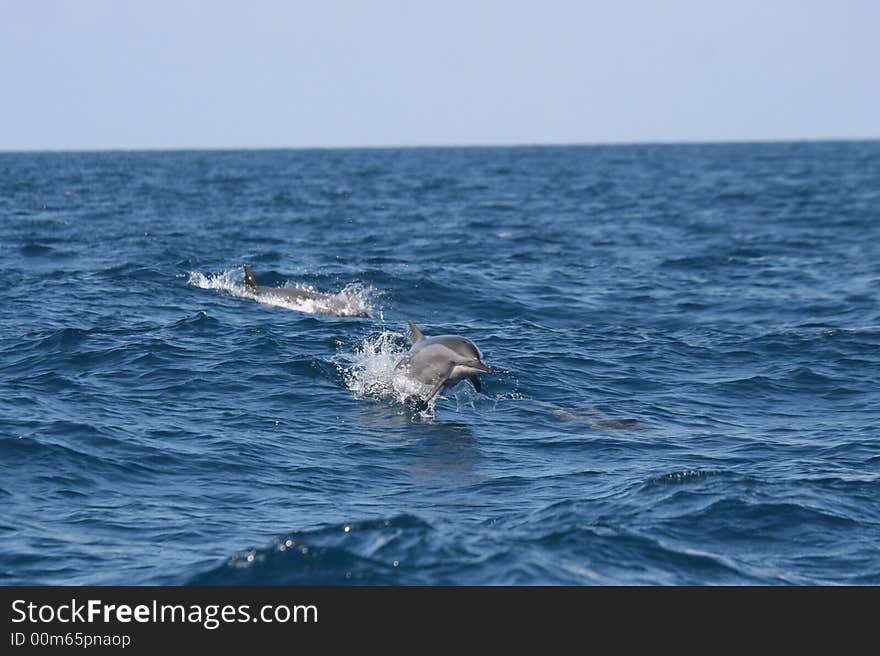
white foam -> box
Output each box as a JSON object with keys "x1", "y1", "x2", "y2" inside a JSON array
[
  {"x1": 187, "y1": 269, "x2": 378, "y2": 318},
  {"x1": 187, "y1": 269, "x2": 241, "y2": 293},
  {"x1": 334, "y1": 330, "x2": 439, "y2": 415}
]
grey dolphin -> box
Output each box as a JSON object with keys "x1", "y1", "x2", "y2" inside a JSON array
[
  {"x1": 243, "y1": 265, "x2": 371, "y2": 318},
  {"x1": 395, "y1": 320, "x2": 491, "y2": 402},
  {"x1": 548, "y1": 405, "x2": 653, "y2": 432}
]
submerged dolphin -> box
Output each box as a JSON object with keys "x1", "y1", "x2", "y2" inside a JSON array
[
  {"x1": 243, "y1": 265, "x2": 371, "y2": 318},
  {"x1": 547, "y1": 404, "x2": 653, "y2": 432},
  {"x1": 395, "y1": 321, "x2": 491, "y2": 402}
]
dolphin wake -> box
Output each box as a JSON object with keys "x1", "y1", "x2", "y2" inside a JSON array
[{"x1": 187, "y1": 268, "x2": 378, "y2": 318}]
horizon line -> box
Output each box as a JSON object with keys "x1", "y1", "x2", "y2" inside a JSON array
[{"x1": 1, "y1": 135, "x2": 878, "y2": 155}]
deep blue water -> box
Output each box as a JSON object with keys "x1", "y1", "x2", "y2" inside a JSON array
[{"x1": 1, "y1": 143, "x2": 879, "y2": 585}]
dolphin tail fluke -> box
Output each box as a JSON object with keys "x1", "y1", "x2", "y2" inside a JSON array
[
  {"x1": 243, "y1": 265, "x2": 258, "y2": 291},
  {"x1": 407, "y1": 320, "x2": 425, "y2": 343},
  {"x1": 469, "y1": 376, "x2": 481, "y2": 393}
]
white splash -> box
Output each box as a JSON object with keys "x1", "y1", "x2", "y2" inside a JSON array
[
  {"x1": 187, "y1": 269, "x2": 378, "y2": 318},
  {"x1": 187, "y1": 269, "x2": 241, "y2": 293},
  {"x1": 334, "y1": 330, "x2": 438, "y2": 412}
]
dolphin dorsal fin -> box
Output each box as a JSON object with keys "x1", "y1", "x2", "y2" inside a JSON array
[
  {"x1": 243, "y1": 265, "x2": 258, "y2": 290},
  {"x1": 408, "y1": 320, "x2": 425, "y2": 343}
]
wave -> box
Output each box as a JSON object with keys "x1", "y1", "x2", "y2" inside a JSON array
[
  {"x1": 185, "y1": 511, "x2": 785, "y2": 585},
  {"x1": 188, "y1": 515, "x2": 432, "y2": 585},
  {"x1": 187, "y1": 268, "x2": 378, "y2": 318},
  {"x1": 650, "y1": 469, "x2": 724, "y2": 484}
]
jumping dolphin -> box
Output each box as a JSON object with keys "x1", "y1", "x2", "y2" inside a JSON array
[
  {"x1": 395, "y1": 321, "x2": 491, "y2": 402},
  {"x1": 243, "y1": 265, "x2": 371, "y2": 318}
]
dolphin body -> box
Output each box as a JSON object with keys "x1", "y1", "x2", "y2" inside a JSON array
[
  {"x1": 548, "y1": 405, "x2": 653, "y2": 432},
  {"x1": 395, "y1": 321, "x2": 491, "y2": 402},
  {"x1": 243, "y1": 265, "x2": 371, "y2": 318}
]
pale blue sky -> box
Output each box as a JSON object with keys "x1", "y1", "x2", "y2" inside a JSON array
[{"x1": 1, "y1": 1, "x2": 877, "y2": 150}]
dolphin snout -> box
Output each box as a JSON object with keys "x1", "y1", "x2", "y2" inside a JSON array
[{"x1": 472, "y1": 361, "x2": 492, "y2": 374}]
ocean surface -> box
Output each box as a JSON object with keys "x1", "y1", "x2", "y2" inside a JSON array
[{"x1": 1, "y1": 142, "x2": 879, "y2": 585}]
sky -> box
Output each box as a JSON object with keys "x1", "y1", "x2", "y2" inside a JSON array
[{"x1": 0, "y1": 0, "x2": 877, "y2": 150}]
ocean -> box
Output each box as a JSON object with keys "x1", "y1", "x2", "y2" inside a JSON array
[{"x1": 1, "y1": 142, "x2": 878, "y2": 585}]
